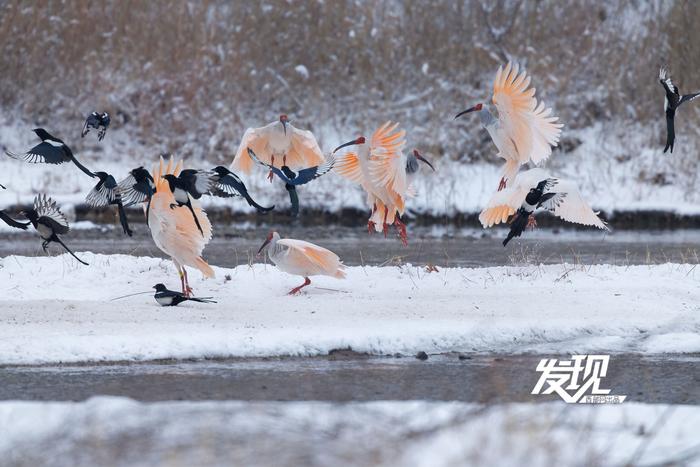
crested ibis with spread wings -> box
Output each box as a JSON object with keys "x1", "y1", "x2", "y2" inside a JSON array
[{"x1": 455, "y1": 63, "x2": 562, "y2": 190}]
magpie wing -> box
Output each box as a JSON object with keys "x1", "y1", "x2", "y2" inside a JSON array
[
  {"x1": 6, "y1": 142, "x2": 67, "y2": 164},
  {"x1": 118, "y1": 173, "x2": 152, "y2": 206},
  {"x1": 288, "y1": 154, "x2": 336, "y2": 186},
  {"x1": 679, "y1": 92, "x2": 700, "y2": 106},
  {"x1": 34, "y1": 194, "x2": 70, "y2": 234},
  {"x1": 86, "y1": 174, "x2": 119, "y2": 207},
  {"x1": 246, "y1": 148, "x2": 293, "y2": 182}
]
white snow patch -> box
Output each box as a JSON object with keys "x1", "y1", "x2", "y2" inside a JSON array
[
  {"x1": 294, "y1": 64, "x2": 309, "y2": 79},
  {"x1": 0, "y1": 254, "x2": 698, "y2": 364}
]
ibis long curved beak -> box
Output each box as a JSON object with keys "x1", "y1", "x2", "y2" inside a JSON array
[
  {"x1": 333, "y1": 138, "x2": 360, "y2": 154},
  {"x1": 454, "y1": 106, "x2": 480, "y2": 120},
  {"x1": 282, "y1": 120, "x2": 287, "y2": 136},
  {"x1": 257, "y1": 237, "x2": 272, "y2": 256},
  {"x1": 415, "y1": 153, "x2": 435, "y2": 171}
]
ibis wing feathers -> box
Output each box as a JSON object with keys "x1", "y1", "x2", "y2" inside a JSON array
[
  {"x1": 277, "y1": 238, "x2": 346, "y2": 278},
  {"x1": 334, "y1": 152, "x2": 364, "y2": 184},
  {"x1": 289, "y1": 126, "x2": 325, "y2": 167},
  {"x1": 551, "y1": 180, "x2": 609, "y2": 230},
  {"x1": 232, "y1": 127, "x2": 268, "y2": 174},
  {"x1": 368, "y1": 121, "x2": 408, "y2": 196},
  {"x1": 478, "y1": 168, "x2": 550, "y2": 227},
  {"x1": 492, "y1": 63, "x2": 562, "y2": 165}
]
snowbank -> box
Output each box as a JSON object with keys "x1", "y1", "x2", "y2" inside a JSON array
[
  {"x1": 0, "y1": 397, "x2": 698, "y2": 467},
  {"x1": 0, "y1": 254, "x2": 698, "y2": 364}
]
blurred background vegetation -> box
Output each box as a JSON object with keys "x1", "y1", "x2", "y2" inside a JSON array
[{"x1": 0, "y1": 0, "x2": 697, "y2": 166}]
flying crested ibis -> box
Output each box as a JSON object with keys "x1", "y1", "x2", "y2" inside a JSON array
[
  {"x1": 257, "y1": 231, "x2": 346, "y2": 295},
  {"x1": 479, "y1": 168, "x2": 608, "y2": 245},
  {"x1": 659, "y1": 67, "x2": 700, "y2": 153},
  {"x1": 232, "y1": 115, "x2": 325, "y2": 180},
  {"x1": 5, "y1": 128, "x2": 96, "y2": 178},
  {"x1": 148, "y1": 157, "x2": 215, "y2": 297},
  {"x1": 455, "y1": 63, "x2": 562, "y2": 190},
  {"x1": 333, "y1": 122, "x2": 434, "y2": 245}
]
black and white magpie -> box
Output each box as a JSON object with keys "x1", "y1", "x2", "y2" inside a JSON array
[
  {"x1": 247, "y1": 147, "x2": 335, "y2": 216},
  {"x1": 117, "y1": 166, "x2": 156, "y2": 227},
  {"x1": 210, "y1": 166, "x2": 275, "y2": 213},
  {"x1": 153, "y1": 283, "x2": 216, "y2": 307},
  {"x1": 81, "y1": 112, "x2": 111, "y2": 141},
  {"x1": 502, "y1": 179, "x2": 563, "y2": 247},
  {"x1": 659, "y1": 67, "x2": 700, "y2": 153},
  {"x1": 86, "y1": 172, "x2": 133, "y2": 236},
  {"x1": 162, "y1": 170, "x2": 216, "y2": 236},
  {"x1": 5, "y1": 128, "x2": 95, "y2": 178},
  {"x1": 22, "y1": 194, "x2": 88, "y2": 265}
]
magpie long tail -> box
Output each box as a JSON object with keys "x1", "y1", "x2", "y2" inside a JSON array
[
  {"x1": 71, "y1": 156, "x2": 96, "y2": 178},
  {"x1": 188, "y1": 297, "x2": 217, "y2": 304},
  {"x1": 243, "y1": 191, "x2": 275, "y2": 213},
  {"x1": 145, "y1": 197, "x2": 153, "y2": 229},
  {"x1": 286, "y1": 184, "x2": 299, "y2": 217},
  {"x1": 0, "y1": 210, "x2": 29, "y2": 230},
  {"x1": 503, "y1": 213, "x2": 529, "y2": 247},
  {"x1": 116, "y1": 201, "x2": 133, "y2": 237},
  {"x1": 186, "y1": 202, "x2": 205, "y2": 236},
  {"x1": 54, "y1": 236, "x2": 89, "y2": 265},
  {"x1": 0, "y1": 183, "x2": 5, "y2": 189}
]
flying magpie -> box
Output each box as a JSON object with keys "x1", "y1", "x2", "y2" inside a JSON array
[
  {"x1": 86, "y1": 171, "x2": 133, "y2": 236},
  {"x1": 503, "y1": 179, "x2": 564, "y2": 247},
  {"x1": 162, "y1": 169, "x2": 216, "y2": 236},
  {"x1": 22, "y1": 194, "x2": 89, "y2": 265},
  {"x1": 5, "y1": 128, "x2": 95, "y2": 178},
  {"x1": 118, "y1": 166, "x2": 156, "y2": 227},
  {"x1": 153, "y1": 283, "x2": 216, "y2": 307},
  {"x1": 209, "y1": 166, "x2": 274, "y2": 213},
  {"x1": 81, "y1": 111, "x2": 111, "y2": 141},
  {"x1": 659, "y1": 67, "x2": 700, "y2": 153},
  {"x1": 247, "y1": 147, "x2": 335, "y2": 216}
]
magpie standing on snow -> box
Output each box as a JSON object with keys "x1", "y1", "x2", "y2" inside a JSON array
[
  {"x1": 247, "y1": 148, "x2": 335, "y2": 217},
  {"x1": 210, "y1": 166, "x2": 275, "y2": 213},
  {"x1": 22, "y1": 194, "x2": 89, "y2": 265},
  {"x1": 659, "y1": 67, "x2": 700, "y2": 153},
  {"x1": 5, "y1": 128, "x2": 96, "y2": 178},
  {"x1": 81, "y1": 111, "x2": 111, "y2": 141},
  {"x1": 118, "y1": 166, "x2": 156, "y2": 227},
  {"x1": 153, "y1": 283, "x2": 216, "y2": 307},
  {"x1": 503, "y1": 179, "x2": 564, "y2": 247},
  {"x1": 86, "y1": 172, "x2": 133, "y2": 236},
  {"x1": 162, "y1": 169, "x2": 216, "y2": 236},
  {"x1": 0, "y1": 184, "x2": 29, "y2": 230}
]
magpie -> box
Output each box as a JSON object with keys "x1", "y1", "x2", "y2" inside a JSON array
[
  {"x1": 503, "y1": 179, "x2": 564, "y2": 247},
  {"x1": 118, "y1": 166, "x2": 156, "y2": 227},
  {"x1": 6, "y1": 128, "x2": 95, "y2": 178},
  {"x1": 210, "y1": 166, "x2": 275, "y2": 213},
  {"x1": 22, "y1": 194, "x2": 89, "y2": 265},
  {"x1": 247, "y1": 148, "x2": 335, "y2": 216},
  {"x1": 659, "y1": 67, "x2": 700, "y2": 153},
  {"x1": 86, "y1": 171, "x2": 133, "y2": 236},
  {"x1": 0, "y1": 210, "x2": 29, "y2": 230},
  {"x1": 153, "y1": 283, "x2": 216, "y2": 307},
  {"x1": 81, "y1": 111, "x2": 111, "y2": 141},
  {"x1": 0, "y1": 183, "x2": 5, "y2": 189},
  {"x1": 162, "y1": 169, "x2": 216, "y2": 236}
]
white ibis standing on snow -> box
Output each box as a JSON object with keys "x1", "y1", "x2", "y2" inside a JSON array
[
  {"x1": 479, "y1": 168, "x2": 608, "y2": 246},
  {"x1": 455, "y1": 63, "x2": 562, "y2": 190},
  {"x1": 333, "y1": 122, "x2": 434, "y2": 245},
  {"x1": 232, "y1": 115, "x2": 325, "y2": 180},
  {"x1": 257, "y1": 231, "x2": 346, "y2": 295},
  {"x1": 659, "y1": 67, "x2": 700, "y2": 153},
  {"x1": 148, "y1": 157, "x2": 215, "y2": 297}
]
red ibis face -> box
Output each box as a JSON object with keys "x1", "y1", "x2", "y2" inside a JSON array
[
  {"x1": 333, "y1": 136, "x2": 366, "y2": 154},
  {"x1": 454, "y1": 103, "x2": 483, "y2": 119},
  {"x1": 413, "y1": 150, "x2": 435, "y2": 171},
  {"x1": 257, "y1": 231, "x2": 275, "y2": 256}
]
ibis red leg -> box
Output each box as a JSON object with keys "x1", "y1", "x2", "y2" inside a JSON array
[{"x1": 288, "y1": 277, "x2": 311, "y2": 295}]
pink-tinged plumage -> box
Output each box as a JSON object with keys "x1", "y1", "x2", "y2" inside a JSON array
[
  {"x1": 147, "y1": 157, "x2": 214, "y2": 295},
  {"x1": 231, "y1": 118, "x2": 325, "y2": 174},
  {"x1": 260, "y1": 231, "x2": 345, "y2": 295}
]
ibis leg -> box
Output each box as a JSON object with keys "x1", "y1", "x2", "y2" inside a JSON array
[
  {"x1": 288, "y1": 277, "x2": 311, "y2": 295},
  {"x1": 268, "y1": 155, "x2": 275, "y2": 182},
  {"x1": 527, "y1": 216, "x2": 537, "y2": 230},
  {"x1": 498, "y1": 177, "x2": 507, "y2": 191},
  {"x1": 382, "y1": 206, "x2": 389, "y2": 238},
  {"x1": 395, "y1": 216, "x2": 408, "y2": 246}
]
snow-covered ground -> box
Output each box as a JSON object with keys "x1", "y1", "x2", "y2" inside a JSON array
[
  {"x1": 1, "y1": 397, "x2": 699, "y2": 467},
  {"x1": 0, "y1": 254, "x2": 698, "y2": 364}
]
